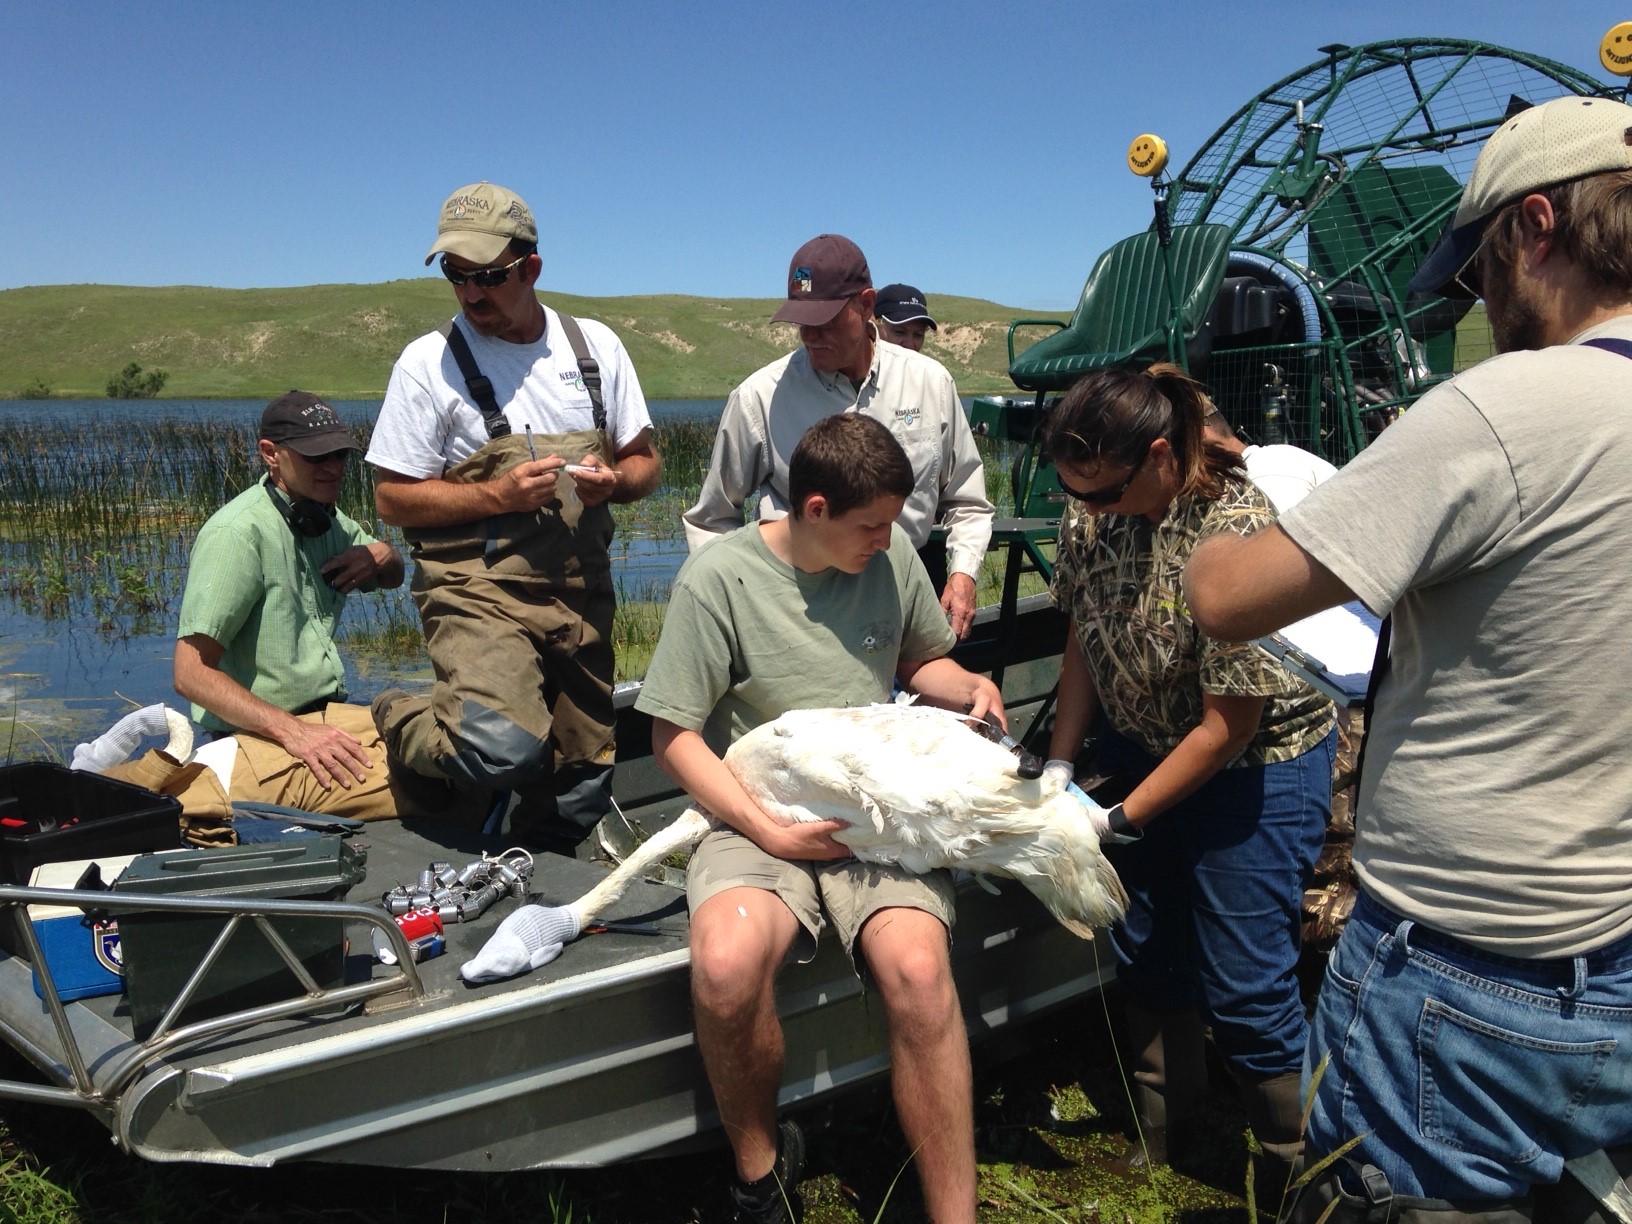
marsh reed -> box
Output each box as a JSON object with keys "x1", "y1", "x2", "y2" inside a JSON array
[{"x1": 0, "y1": 415, "x2": 1036, "y2": 670}]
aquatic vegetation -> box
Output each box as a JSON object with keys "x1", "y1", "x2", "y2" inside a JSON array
[
  {"x1": 0, "y1": 416, "x2": 1038, "y2": 645},
  {"x1": 0, "y1": 414, "x2": 1049, "y2": 763},
  {"x1": 611, "y1": 582, "x2": 670, "y2": 682}
]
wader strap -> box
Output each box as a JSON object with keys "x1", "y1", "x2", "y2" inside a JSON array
[
  {"x1": 438, "y1": 319, "x2": 511, "y2": 439},
  {"x1": 554, "y1": 311, "x2": 607, "y2": 434}
]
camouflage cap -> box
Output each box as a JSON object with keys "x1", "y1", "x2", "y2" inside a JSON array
[{"x1": 423, "y1": 182, "x2": 538, "y2": 267}]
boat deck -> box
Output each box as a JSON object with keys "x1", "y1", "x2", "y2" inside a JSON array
[{"x1": 0, "y1": 598, "x2": 1109, "y2": 1171}]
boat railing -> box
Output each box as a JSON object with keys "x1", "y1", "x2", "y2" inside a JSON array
[{"x1": 0, "y1": 883, "x2": 429, "y2": 1116}]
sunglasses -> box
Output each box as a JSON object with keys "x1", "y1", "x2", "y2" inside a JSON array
[
  {"x1": 1060, "y1": 455, "x2": 1146, "y2": 507},
  {"x1": 1451, "y1": 240, "x2": 1486, "y2": 299},
  {"x1": 292, "y1": 448, "x2": 350, "y2": 465},
  {"x1": 439, "y1": 253, "x2": 527, "y2": 289}
]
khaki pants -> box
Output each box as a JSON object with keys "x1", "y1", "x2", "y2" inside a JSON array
[{"x1": 105, "y1": 703, "x2": 486, "y2": 845}]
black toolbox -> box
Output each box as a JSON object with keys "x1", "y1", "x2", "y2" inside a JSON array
[
  {"x1": 0, "y1": 763, "x2": 182, "y2": 886},
  {"x1": 112, "y1": 837, "x2": 367, "y2": 1039}
]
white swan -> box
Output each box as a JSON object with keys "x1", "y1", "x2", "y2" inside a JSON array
[
  {"x1": 726, "y1": 702, "x2": 1127, "y2": 938},
  {"x1": 462, "y1": 702, "x2": 1127, "y2": 982}
]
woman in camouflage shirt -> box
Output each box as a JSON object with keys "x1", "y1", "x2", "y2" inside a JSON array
[{"x1": 1043, "y1": 364, "x2": 1335, "y2": 1193}]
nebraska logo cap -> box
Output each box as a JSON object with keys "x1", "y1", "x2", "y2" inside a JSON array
[
  {"x1": 424, "y1": 182, "x2": 538, "y2": 267},
  {"x1": 771, "y1": 234, "x2": 872, "y2": 326}
]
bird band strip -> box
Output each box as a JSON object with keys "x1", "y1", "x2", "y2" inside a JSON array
[{"x1": 382, "y1": 848, "x2": 535, "y2": 923}]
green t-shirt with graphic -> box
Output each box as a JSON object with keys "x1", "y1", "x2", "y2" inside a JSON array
[{"x1": 635, "y1": 523, "x2": 955, "y2": 755}]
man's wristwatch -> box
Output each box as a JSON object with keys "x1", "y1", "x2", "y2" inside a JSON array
[{"x1": 1104, "y1": 803, "x2": 1140, "y2": 839}]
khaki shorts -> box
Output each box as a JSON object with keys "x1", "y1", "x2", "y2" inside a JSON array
[{"x1": 687, "y1": 824, "x2": 956, "y2": 966}]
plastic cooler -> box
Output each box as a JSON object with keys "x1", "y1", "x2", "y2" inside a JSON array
[
  {"x1": 25, "y1": 854, "x2": 141, "y2": 1002},
  {"x1": 0, "y1": 763, "x2": 182, "y2": 886},
  {"x1": 112, "y1": 837, "x2": 367, "y2": 1040}
]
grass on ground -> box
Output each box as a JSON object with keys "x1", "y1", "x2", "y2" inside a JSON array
[{"x1": 0, "y1": 987, "x2": 1269, "y2": 1223}]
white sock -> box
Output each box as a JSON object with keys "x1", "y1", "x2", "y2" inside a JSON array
[
  {"x1": 459, "y1": 904, "x2": 582, "y2": 984},
  {"x1": 71, "y1": 704, "x2": 177, "y2": 773}
]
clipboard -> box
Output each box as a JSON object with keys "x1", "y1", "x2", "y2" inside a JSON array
[{"x1": 1255, "y1": 601, "x2": 1380, "y2": 708}]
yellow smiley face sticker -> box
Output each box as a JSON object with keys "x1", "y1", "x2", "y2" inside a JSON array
[
  {"x1": 1601, "y1": 22, "x2": 1632, "y2": 76},
  {"x1": 1127, "y1": 133, "x2": 1169, "y2": 178}
]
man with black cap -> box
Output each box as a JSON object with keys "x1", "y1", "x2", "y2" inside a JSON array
[
  {"x1": 368, "y1": 182, "x2": 660, "y2": 855},
  {"x1": 683, "y1": 235, "x2": 993, "y2": 639},
  {"x1": 874, "y1": 282, "x2": 937, "y2": 352},
  {"x1": 175, "y1": 392, "x2": 404, "y2": 788},
  {"x1": 1183, "y1": 95, "x2": 1632, "y2": 1222}
]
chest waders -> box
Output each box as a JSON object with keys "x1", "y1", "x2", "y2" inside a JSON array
[{"x1": 379, "y1": 314, "x2": 618, "y2": 854}]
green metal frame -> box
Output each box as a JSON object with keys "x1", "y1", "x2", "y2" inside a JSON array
[
  {"x1": 1168, "y1": 40, "x2": 1607, "y2": 250},
  {"x1": 1164, "y1": 40, "x2": 1611, "y2": 461}
]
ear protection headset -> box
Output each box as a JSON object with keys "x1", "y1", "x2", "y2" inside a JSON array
[{"x1": 264, "y1": 476, "x2": 336, "y2": 538}]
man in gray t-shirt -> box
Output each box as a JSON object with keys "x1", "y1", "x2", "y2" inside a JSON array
[
  {"x1": 1185, "y1": 97, "x2": 1632, "y2": 1221},
  {"x1": 639, "y1": 414, "x2": 1001, "y2": 1224}
]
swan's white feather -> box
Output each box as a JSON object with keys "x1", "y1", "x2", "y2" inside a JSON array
[{"x1": 724, "y1": 703, "x2": 1127, "y2": 938}]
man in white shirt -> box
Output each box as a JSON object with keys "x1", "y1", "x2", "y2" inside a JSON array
[
  {"x1": 1201, "y1": 407, "x2": 1336, "y2": 514},
  {"x1": 367, "y1": 181, "x2": 661, "y2": 855},
  {"x1": 683, "y1": 235, "x2": 993, "y2": 638}
]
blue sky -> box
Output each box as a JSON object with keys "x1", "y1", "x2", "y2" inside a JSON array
[{"x1": 2, "y1": 1, "x2": 1617, "y2": 310}]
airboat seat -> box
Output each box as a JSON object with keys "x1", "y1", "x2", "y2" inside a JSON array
[{"x1": 1006, "y1": 223, "x2": 1233, "y2": 392}]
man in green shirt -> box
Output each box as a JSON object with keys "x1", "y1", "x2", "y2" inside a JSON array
[
  {"x1": 175, "y1": 392, "x2": 404, "y2": 790},
  {"x1": 637, "y1": 413, "x2": 1001, "y2": 1224}
]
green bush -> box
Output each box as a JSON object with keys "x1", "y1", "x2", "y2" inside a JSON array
[{"x1": 106, "y1": 362, "x2": 168, "y2": 398}]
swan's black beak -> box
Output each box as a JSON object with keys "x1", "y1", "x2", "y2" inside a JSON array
[{"x1": 969, "y1": 715, "x2": 1045, "y2": 779}]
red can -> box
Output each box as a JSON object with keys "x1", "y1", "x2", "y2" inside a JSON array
[{"x1": 394, "y1": 907, "x2": 444, "y2": 942}]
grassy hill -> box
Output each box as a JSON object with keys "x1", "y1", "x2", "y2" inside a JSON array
[{"x1": 0, "y1": 282, "x2": 1050, "y2": 400}]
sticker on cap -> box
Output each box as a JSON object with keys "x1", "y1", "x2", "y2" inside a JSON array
[{"x1": 794, "y1": 267, "x2": 813, "y2": 294}]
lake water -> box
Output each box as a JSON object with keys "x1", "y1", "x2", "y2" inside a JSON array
[
  {"x1": 0, "y1": 398, "x2": 725, "y2": 761},
  {"x1": 0, "y1": 395, "x2": 1015, "y2": 761}
]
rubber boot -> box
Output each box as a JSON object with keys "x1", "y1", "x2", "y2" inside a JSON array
[
  {"x1": 1535, "y1": 1145, "x2": 1632, "y2": 1224},
  {"x1": 1239, "y1": 1070, "x2": 1306, "y2": 1218},
  {"x1": 512, "y1": 762, "x2": 615, "y2": 858},
  {"x1": 1124, "y1": 1001, "x2": 1209, "y2": 1168},
  {"x1": 1286, "y1": 1161, "x2": 1533, "y2": 1223}
]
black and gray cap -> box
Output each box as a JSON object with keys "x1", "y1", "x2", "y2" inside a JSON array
[{"x1": 1411, "y1": 95, "x2": 1632, "y2": 297}]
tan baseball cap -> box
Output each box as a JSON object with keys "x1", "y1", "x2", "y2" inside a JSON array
[
  {"x1": 1412, "y1": 95, "x2": 1632, "y2": 296},
  {"x1": 423, "y1": 182, "x2": 538, "y2": 267}
]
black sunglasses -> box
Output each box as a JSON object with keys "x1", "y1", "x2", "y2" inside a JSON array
[
  {"x1": 439, "y1": 253, "x2": 527, "y2": 289},
  {"x1": 290, "y1": 448, "x2": 350, "y2": 465},
  {"x1": 1060, "y1": 455, "x2": 1146, "y2": 507}
]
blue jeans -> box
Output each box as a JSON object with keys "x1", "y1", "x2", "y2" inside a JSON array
[
  {"x1": 1305, "y1": 890, "x2": 1632, "y2": 1202},
  {"x1": 1100, "y1": 724, "x2": 1333, "y2": 1081}
]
